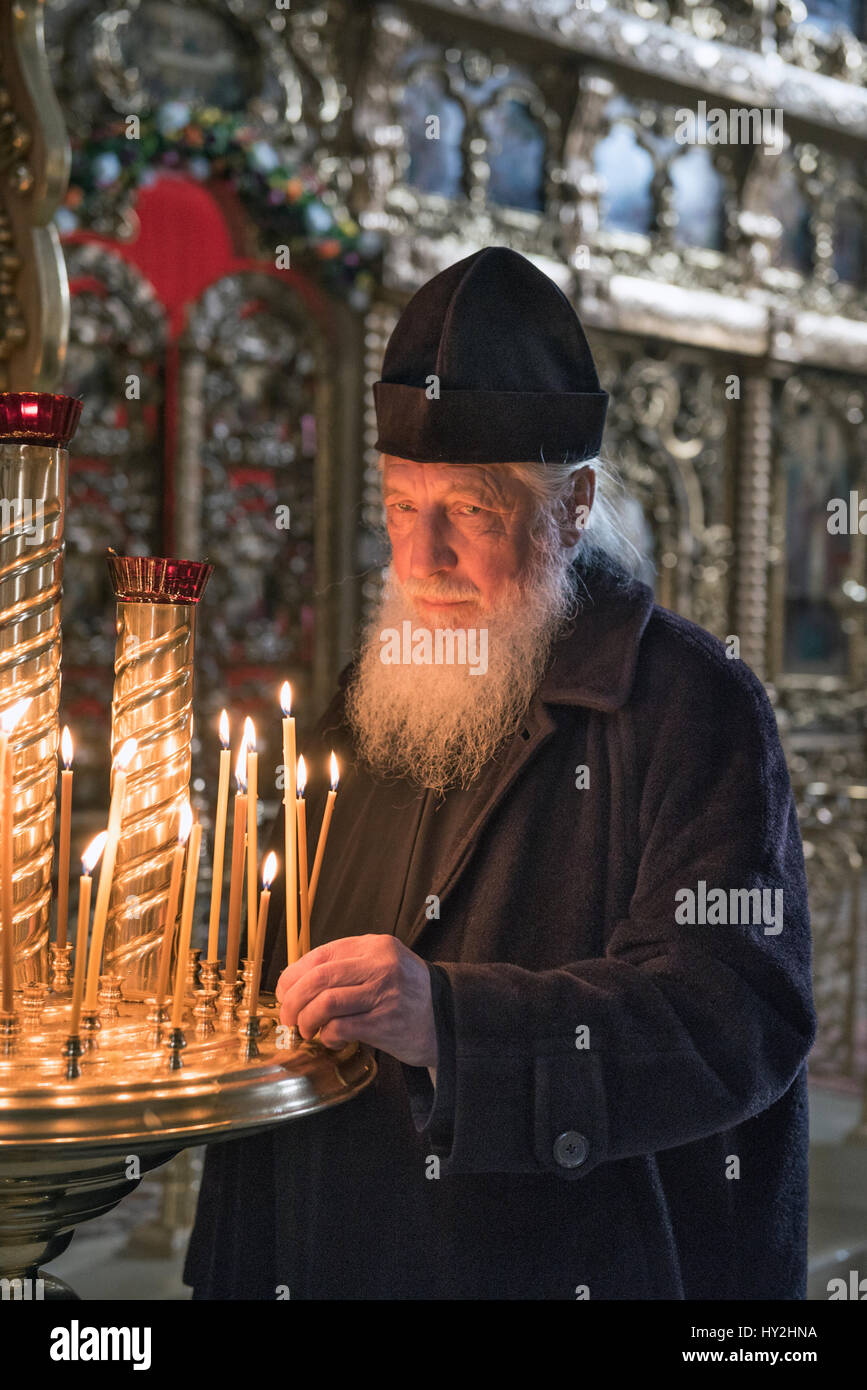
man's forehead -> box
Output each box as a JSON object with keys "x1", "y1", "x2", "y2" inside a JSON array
[{"x1": 382, "y1": 456, "x2": 516, "y2": 495}]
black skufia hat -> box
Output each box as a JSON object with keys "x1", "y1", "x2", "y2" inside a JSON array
[{"x1": 373, "y1": 245, "x2": 608, "y2": 465}]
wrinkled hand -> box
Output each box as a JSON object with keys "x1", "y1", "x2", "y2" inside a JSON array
[{"x1": 275, "y1": 934, "x2": 438, "y2": 1069}]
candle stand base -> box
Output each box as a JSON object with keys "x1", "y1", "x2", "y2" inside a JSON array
[{"x1": 0, "y1": 981, "x2": 376, "y2": 1298}]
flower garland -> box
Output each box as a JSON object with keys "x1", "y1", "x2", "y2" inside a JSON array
[{"x1": 60, "y1": 103, "x2": 380, "y2": 306}]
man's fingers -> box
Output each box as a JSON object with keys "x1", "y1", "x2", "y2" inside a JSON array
[
  {"x1": 317, "y1": 1014, "x2": 371, "y2": 1050},
  {"x1": 293, "y1": 984, "x2": 377, "y2": 1038},
  {"x1": 275, "y1": 939, "x2": 346, "y2": 1001},
  {"x1": 279, "y1": 956, "x2": 375, "y2": 1017},
  {"x1": 275, "y1": 937, "x2": 379, "y2": 1001}
]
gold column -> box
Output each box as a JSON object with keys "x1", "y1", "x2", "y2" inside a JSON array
[
  {"x1": 0, "y1": 391, "x2": 80, "y2": 985},
  {"x1": 103, "y1": 555, "x2": 213, "y2": 998},
  {"x1": 0, "y1": 0, "x2": 71, "y2": 391}
]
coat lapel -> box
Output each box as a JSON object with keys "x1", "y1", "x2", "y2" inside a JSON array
[
  {"x1": 399, "y1": 696, "x2": 558, "y2": 952},
  {"x1": 536, "y1": 568, "x2": 655, "y2": 710}
]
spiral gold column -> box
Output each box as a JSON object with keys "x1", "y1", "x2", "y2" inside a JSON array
[
  {"x1": 103, "y1": 556, "x2": 212, "y2": 998},
  {"x1": 0, "y1": 393, "x2": 80, "y2": 986}
]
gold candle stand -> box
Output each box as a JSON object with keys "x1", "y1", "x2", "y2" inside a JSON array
[{"x1": 0, "y1": 528, "x2": 374, "y2": 1302}]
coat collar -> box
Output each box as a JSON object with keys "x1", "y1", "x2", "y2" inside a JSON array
[{"x1": 536, "y1": 563, "x2": 655, "y2": 712}]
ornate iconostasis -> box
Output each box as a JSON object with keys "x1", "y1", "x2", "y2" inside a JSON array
[{"x1": 1, "y1": 0, "x2": 864, "y2": 1087}]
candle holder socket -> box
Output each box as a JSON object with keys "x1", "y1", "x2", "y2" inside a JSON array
[
  {"x1": 0, "y1": 1010, "x2": 20, "y2": 1052},
  {"x1": 185, "y1": 947, "x2": 202, "y2": 997},
  {"x1": 166, "y1": 1026, "x2": 186, "y2": 1071},
  {"x1": 21, "y1": 982, "x2": 49, "y2": 1029},
  {"x1": 244, "y1": 1012, "x2": 261, "y2": 1062},
  {"x1": 145, "y1": 995, "x2": 170, "y2": 1027},
  {"x1": 48, "y1": 943, "x2": 73, "y2": 993},
  {"x1": 199, "y1": 957, "x2": 220, "y2": 991},
  {"x1": 79, "y1": 1009, "x2": 101, "y2": 1048},
  {"x1": 63, "y1": 1033, "x2": 83, "y2": 1081},
  {"x1": 236, "y1": 957, "x2": 255, "y2": 1026},
  {"x1": 216, "y1": 977, "x2": 240, "y2": 1030},
  {"x1": 97, "y1": 973, "x2": 123, "y2": 1021},
  {"x1": 193, "y1": 988, "x2": 219, "y2": 1037}
]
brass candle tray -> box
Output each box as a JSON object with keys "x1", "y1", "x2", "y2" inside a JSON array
[
  {"x1": 0, "y1": 985, "x2": 376, "y2": 1297},
  {"x1": 0, "y1": 994, "x2": 375, "y2": 1154}
]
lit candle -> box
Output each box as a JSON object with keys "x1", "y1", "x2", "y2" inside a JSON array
[
  {"x1": 68, "y1": 832, "x2": 108, "y2": 1037},
  {"x1": 280, "y1": 682, "x2": 298, "y2": 966},
  {"x1": 56, "y1": 726, "x2": 74, "y2": 949},
  {"x1": 0, "y1": 698, "x2": 32, "y2": 1014},
  {"x1": 309, "y1": 751, "x2": 339, "y2": 912},
  {"x1": 155, "y1": 798, "x2": 193, "y2": 1014},
  {"x1": 244, "y1": 717, "x2": 258, "y2": 960},
  {"x1": 206, "y1": 710, "x2": 231, "y2": 962},
  {"x1": 296, "y1": 756, "x2": 311, "y2": 957},
  {"x1": 170, "y1": 819, "x2": 203, "y2": 1030},
  {"x1": 83, "y1": 737, "x2": 138, "y2": 1012},
  {"x1": 224, "y1": 742, "x2": 248, "y2": 985},
  {"x1": 248, "y1": 851, "x2": 277, "y2": 1020}
]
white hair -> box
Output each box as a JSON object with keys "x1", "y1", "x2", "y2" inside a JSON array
[{"x1": 502, "y1": 454, "x2": 644, "y2": 581}]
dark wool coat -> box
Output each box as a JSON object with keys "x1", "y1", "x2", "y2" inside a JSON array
[{"x1": 184, "y1": 562, "x2": 816, "y2": 1300}]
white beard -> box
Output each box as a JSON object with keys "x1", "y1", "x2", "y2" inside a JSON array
[{"x1": 344, "y1": 541, "x2": 581, "y2": 793}]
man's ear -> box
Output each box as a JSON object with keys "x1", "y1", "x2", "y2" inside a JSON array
[{"x1": 561, "y1": 467, "x2": 596, "y2": 547}]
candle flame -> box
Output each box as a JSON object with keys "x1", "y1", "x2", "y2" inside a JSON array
[
  {"x1": 279, "y1": 681, "x2": 292, "y2": 716},
  {"x1": 234, "y1": 742, "x2": 248, "y2": 793},
  {"x1": 61, "y1": 725, "x2": 74, "y2": 768},
  {"x1": 178, "y1": 798, "x2": 194, "y2": 844},
  {"x1": 82, "y1": 830, "x2": 108, "y2": 875},
  {"x1": 0, "y1": 696, "x2": 32, "y2": 733},
  {"x1": 330, "y1": 750, "x2": 339, "y2": 790},
  {"x1": 244, "y1": 716, "x2": 257, "y2": 753},
  {"x1": 219, "y1": 709, "x2": 230, "y2": 748},
  {"x1": 296, "y1": 754, "x2": 307, "y2": 797},
  {"x1": 262, "y1": 851, "x2": 278, "y2": 889},
  {"x1": 114, "y1": 737, "x2": 138, "y2": 771}
]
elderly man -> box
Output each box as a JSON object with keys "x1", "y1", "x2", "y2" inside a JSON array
[{"x1": 184, "y1": 246, "x2": 815, "y2": 1301}]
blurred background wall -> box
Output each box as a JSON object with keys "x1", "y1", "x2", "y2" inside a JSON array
[{"x1": 1, "y1": 0, "x2": 865, "y2": 1296}]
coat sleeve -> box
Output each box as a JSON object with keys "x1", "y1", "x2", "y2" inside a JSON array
[{"x1": 401, "y1": 647, "x2": 817, "y2": 1180}]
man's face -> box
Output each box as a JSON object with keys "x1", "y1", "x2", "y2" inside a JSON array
[{"x1": 382, "y1": 457, "x2": 536, "y2": 618}]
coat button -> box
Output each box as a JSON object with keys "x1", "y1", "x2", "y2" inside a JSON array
[{"x1": 553, "y1": 1131, "x2": 588, "y2": 1168}]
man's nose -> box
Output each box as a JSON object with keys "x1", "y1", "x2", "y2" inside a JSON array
[{"x1": 408, "y1": 512, "x2": 456, "y2": 576}]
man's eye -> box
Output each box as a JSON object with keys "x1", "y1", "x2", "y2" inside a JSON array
[{"x1": 460, "y1": 505, "x2": 483, "y2": 516}]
